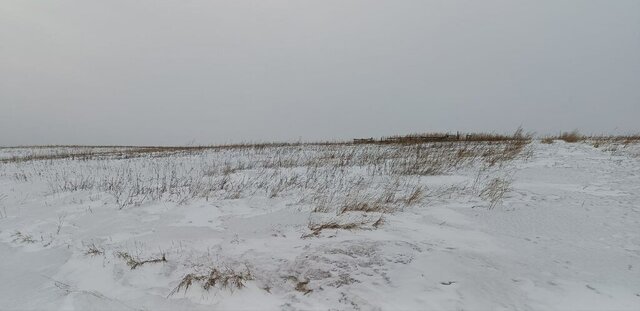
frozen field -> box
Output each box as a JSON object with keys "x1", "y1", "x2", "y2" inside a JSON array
[{"x1": 0, "y1": 140, "x2": 639, "y2": 310}]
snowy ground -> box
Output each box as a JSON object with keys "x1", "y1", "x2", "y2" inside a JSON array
[{"x1": 0, "y1": 141, "x2": 639, "y2": 310}]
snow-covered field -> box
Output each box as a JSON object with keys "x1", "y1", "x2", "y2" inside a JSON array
[{"x1": 1, "y1": 140, "x2": 639, "y2": 310}]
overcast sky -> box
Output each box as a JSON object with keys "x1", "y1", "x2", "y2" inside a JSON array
[{"x1": 1, "y1": 1, "x2": 639, "y2": 146}]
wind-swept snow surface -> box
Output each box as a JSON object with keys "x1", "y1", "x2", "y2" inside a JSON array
[{"x1": 0, "y1": 141, "x2": 638, "y2": 310}]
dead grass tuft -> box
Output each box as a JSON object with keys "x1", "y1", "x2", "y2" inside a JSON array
[
  {"x1": 0, "y1": 194, "x2": 7, "y2": 219},
  {"x1": 294, "y1": 279, "x2": 313, "y2": 295},
  {"x1": 404, "y1": 186, "x2": 424, "y2": 205},
  {"x1": 84, "y1": 243, "x2": 105, "y2": 256},
  {"x1": 338, "y1": 201, "x2": 387, "y2": 214},
  {"x1": 303, "y1": 214, "x2": 385, "y2": 238},
  {"x1": 116, "y1": 251, "x2": 167, "y2": 270},
  {"x1": 558, "y1": 130, "x2": 583, "y2": 143},
  {"x1": 170, "y1": 267, "x2": 253, "y2": 295},
  {"x1": 12, "y1": 231, "x2": 36, "y2": 244},
  {"x1": 480, "y1": 177, "x2": 512, "y2": 209},
  {"x1": 540, "y1": 137, "x2": 554, "y2": 144}
]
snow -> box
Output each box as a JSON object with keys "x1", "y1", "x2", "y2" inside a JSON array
[{"x1": 0, "y1": 141, "x2": 639, "y2": 310}]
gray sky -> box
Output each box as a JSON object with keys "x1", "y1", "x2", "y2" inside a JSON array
[{"x1": 2, "y1": 0, "x2": 639, "y2": 146}]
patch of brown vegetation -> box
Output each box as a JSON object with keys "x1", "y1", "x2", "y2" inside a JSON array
[
  {"x1": 169, "y1": 267, "x2": 253, "y2": 295},
  {"x1": 116, "y1": 251, "x2": 167, "y2": 270},
  {"x1": 558, "y1": 130, "x2": 583, "y2": 143}
]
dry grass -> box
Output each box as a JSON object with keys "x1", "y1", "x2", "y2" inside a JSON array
[
  {"x1": 374, "y1": 128, "x2": 532, "y2": 144},
  {"x1": 0, "y1": 143, "x2": 346, "y2": 164},
  {"x1": 541, "y1": 137, "x2": 554, "y2": 144},
  {"x1": 582, "y1": 134, "x2": 640, "y2": 158},
  {"x1": 558, "y1": 130, "x2": 583, "y2": 143},
  {"x1": 303, "y1": 214, "x2": 385, "y2": 238},
  {"x1": 338, "y1": 201, "x2": 387, "y2": 214},
  {"x1": 4, "y1": 130, "x2": 532, "y2": 210},
  {"x1": 12, "y1": 231, "x2": 36, "y2": 244},
  {"x1": 84, "y1": 243, "x2": 105, "y2": 256},
  {"x1": 586, "y1": 134, "x2": 640, "y2": 146},
  {"x1": 480, "y1": 177, "x2": 512, "y2": 209},
  {"x1": 169, "y1": 267, "x2": 253, "y2": 295},
  {"x1": 405, "y1": 186, "x2": 424, "y2": 205},
  {"x1": 537, "y1": 133, "x2": 640, "y2": 147},
  {"x1": 116, "y1": 251, "x2": 167, "y2": 270},
  {"x1": 294, "y1": 279, "x2": 313, "y2": 294},
  {"x1": 0, "y1": 194, "x2": 7, "y2": 219},
  {"x1": 1, "y1": 129, "x2": 532, "y2": 164}
]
